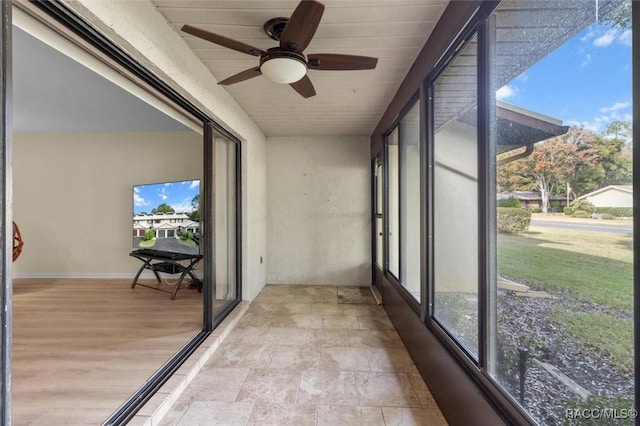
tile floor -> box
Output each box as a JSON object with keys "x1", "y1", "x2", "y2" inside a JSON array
[{"x1": 159, "y1": 285, "x2": 448, "y2": 425}]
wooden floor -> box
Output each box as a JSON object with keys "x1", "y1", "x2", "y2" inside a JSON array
[{"x1": 11, "y1": 278, "x2": 202, "y2": 425}]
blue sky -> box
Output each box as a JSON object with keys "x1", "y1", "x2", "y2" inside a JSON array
[
  {"x1": 133, "y1": 180, "x2": 200, "y2": 214},
  {"x1": 496, "y1": 22, "x2": 631, "y2": 134}
]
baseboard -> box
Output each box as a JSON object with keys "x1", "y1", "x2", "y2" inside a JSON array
[
  {"x1": 13, "y1": 271, "x2": 167, "y2": 280},
  {"x1": 13, "y1": 272, "x2": 136, "y2": 280}
]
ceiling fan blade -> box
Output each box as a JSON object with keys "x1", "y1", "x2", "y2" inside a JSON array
[
  {"x1": 182, "y1": 25, "x2": 265, "y2": 57},
  {"x1": 308, "y1": 54, "x2": 378, "y2": 70},
  {"x1": 290, "y1": 75, "x2": 316, "y2": 98},
  {"x1": 218, "y1": 67, "x2": 262, "y2": 85},
  {"x1": 280, "y1": 0, "x2": 325, "y2": 52}
]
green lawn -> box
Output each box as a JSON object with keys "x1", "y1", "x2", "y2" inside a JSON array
[
  {"x1": 497, "y1": 226, "x2": 634, "y2": 374},
  {"x1": 498, "y1": 227, "x2": 633, "y2": 311}
]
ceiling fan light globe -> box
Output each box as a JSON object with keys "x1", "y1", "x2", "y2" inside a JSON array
[{"x1": 260, "y1": 57, "x2": 307, "y2": 84}]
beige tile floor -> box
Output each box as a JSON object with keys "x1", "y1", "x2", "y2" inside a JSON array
[{"x1": 159, "y1": 285, "x2": 448, "y2": 425}]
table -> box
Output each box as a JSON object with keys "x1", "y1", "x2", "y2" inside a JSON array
[{"x1": 129, "y1": 249, "x2": 203, "y2": 300}]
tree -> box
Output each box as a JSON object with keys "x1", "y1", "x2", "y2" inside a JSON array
[
  {"x1": 498, "y1": 129, "x2": 597, "y2": 213},
  {"x1": 189, "y1": 194, "x2": 200, "y2": 221},
  {"x1": 571, "y1": 121, "x2": 632, "y2": 195},
  {"x1": 152, "y1": 203, "x2": 175, "y2": 214},
  {"x1": 602, "y1": 0, "x2": 631, "y2": 29}
]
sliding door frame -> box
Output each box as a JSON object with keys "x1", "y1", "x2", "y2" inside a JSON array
[
  {"x1": 0, "y1": 2, "x2": 11, "y2": 423},
  {"x1": 8, "y1": 1, "x2": 243, "y2": 424}
]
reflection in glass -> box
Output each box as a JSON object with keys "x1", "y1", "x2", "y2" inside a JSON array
[
  {"x1": 400, "y1": 102, "x2": 421, "y2": 300},
  {"x1": 432, "y1": 35, "x2": 478, "y2": 357},
  {"x1": 214, "y1": 137, "x2": 238, "y2": 316},
  {"x1": 387, "y1": 128, "x2": 400, "y2": 278},
  {"x1": 375, "y1": 162, "x2": 384, "y2": 269}
]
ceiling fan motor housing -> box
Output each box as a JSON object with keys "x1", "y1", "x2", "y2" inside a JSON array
[
  {"x1": 263, "y1": 17, "x2": 289, "y2": 41},
  {"x1": 259, "y1": 48, "x2": 307, "y2": 84}
]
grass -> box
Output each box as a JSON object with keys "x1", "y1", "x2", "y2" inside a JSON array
[
  {"x1": 551, "y1": 308, "x2": 634, "y2": 373},
  {"x1": 498, "y1": 228, "x2": 633, "y2": 311},
  {"x1": 498, "y1": 226, "x2": 634, "y2": 375}
]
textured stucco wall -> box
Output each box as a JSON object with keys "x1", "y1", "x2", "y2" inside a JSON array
[
  {"x1": 64, "y1": 0, "x2": 268, "y2": 300},
  {"x1": 267, "y1": 136, "x2": 371, "y2": 286}
]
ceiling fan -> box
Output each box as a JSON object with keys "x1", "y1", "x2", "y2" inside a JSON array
[{"x1": 181, "y1": 0, "x2": 378, "y2": 98}]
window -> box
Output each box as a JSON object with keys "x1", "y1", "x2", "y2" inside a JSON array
[
  {"x1": 387, "y1": 128, "x2": 400, "y2": 278},
  {"x1": 214, "y1": 136, "x2": 239, "y2": 316},
  {"x1": 375, "y1": 161, "x2": 383, "y2": 269},
  {"x1": 399, "y1": 101, "x2": 421, "y2": 301},
  {"x1": 489, "y1": 1, "x2": 633, "y2": 422},
  {"x1": 432, "y1": 34, "x2": 479, "y2": 358}
]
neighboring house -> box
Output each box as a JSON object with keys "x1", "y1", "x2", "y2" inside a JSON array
[
  {"x1": 132, "y1": 212, "x2": 199, "y2": 238},
  {"x1": 498, "y1": 191, "x2": 567, "y2": 210},
  {"x1": 576, "y1": 185, "x2": 633, "y2": 208}
]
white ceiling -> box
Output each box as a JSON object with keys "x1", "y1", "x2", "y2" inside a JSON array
[
  {"x1": 153, "y1": 0, "x2": 449, "y2": 136},
  {"x1": 13, "y1": 26, "x2": 189, "y2": 133}
]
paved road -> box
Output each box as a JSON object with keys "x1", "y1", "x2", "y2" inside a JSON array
[{"x1": 530, "y1": 219, "x2": 633, "y2": 235}]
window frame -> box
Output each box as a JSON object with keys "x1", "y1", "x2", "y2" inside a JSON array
[
  {"x1": 421, "y1": 1, "x2": 639, "y2": 423},
  {"x1": 382, "y1": 94, "x2": 422, "y2": 313}
]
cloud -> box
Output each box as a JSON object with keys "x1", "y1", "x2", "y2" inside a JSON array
[
  {"x1": 133, "y1": 191, "x2": 148, "y2": 207},
  {"x1": 593, "y1": 29, "x2": 617, "y2": 47},
  {"x1": 516, "y1": 72, "x2": 528, "y2": 82},
  {"x1": 599, "y1": 101, "x2": 631, "y2": 113},
  {"x1": 171, "y1": 200, "x2": 195, "y2": 213},
  {"x1": 189, "y1": 180, "x2": 200, "y2": 189},
  {"x1": 569, "y1": 106, "x2": 632, "y2": 134},
  {"x1": 581, "y1": 53, "x2": 592, "y2": 67},
  {"x1": 619, "y1": 29, "x2": 632, "y2": 47},
  {"x1": 496, "y1": 85, "x2": 517, "y2": 100},
  {"x1": 580, "y1": 30, "x2": 596, "y2": 42},
  {"x1": 158, "y1": 187, "x2": 168, "y2": 201}
]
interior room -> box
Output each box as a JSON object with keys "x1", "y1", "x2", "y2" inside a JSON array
[
  {"x1": 11, "y1": 16, "x2": 206, "y2": 424},
  {"x1": 0, "y1": 0, "x2": 637, "y2": 425}
]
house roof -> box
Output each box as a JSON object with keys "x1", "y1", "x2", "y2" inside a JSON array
[
  {"x1": 577, "y1": 185, "x2": 633, "y2": 199},
  {"x1": 459, "y1": 101, "x2": 570, "y2": 154}
]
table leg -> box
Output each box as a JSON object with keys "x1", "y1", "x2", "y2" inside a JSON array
[{"x1": 130, "y1": 259, "x2": 152, "y2": 289}]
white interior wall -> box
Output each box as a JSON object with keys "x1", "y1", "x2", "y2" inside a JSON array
[
  {"x1": 67, "y1": 0, "x2": 269, "y2": 300},
  {"x1": 13, "y1": 131, "x2": 201, "y2": 276},
  {"x1": 434, "y1": 121, "x2": 478, "y2": 293},
  {"x1": 267, "y1": 136, "x2": 371, "y2": 286}
]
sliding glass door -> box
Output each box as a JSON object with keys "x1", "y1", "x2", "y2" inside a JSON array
[{"x1": 213, "y1": 135, "x2": 240, "y2": 319}]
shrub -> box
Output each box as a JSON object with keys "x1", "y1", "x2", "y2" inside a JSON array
[
  {"x1": 594, "y1": 207, "x2": 633, "y2": 217},
  {"x1": 568, "y1": 199, "x2": 595, "y2": 214},
  {"x1": 497, "y1": 208, "x2": 531, "y2": 234},
  {"x1": 498, "y1": 197, "x2": 522, "y2": 208},
  {"x1": 549, "y1": 200, "x2": 561, "y2": 208},
  {"x1": 573, "y1": 210, "x2": 591, "y2": 218},
  {"x1": 143, "y1": 228, "x2": 155, "y2": 241},
  {"x1": 179, "y1": 230, "x2": 194, "y2": 241},
  {"x1": 531, "y1": 208, "x2": 542, "y2": 213},
  {"x1": 602, "y1": 214, "x2": 616, "y2": 220},
  {"x1": 563, "y1": 206, "x2": 575, "y2": 216}
]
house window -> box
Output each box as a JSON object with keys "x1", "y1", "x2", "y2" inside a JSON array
[{"x1": 432, "y1": 33, "x2": 479, "y2": 358}]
